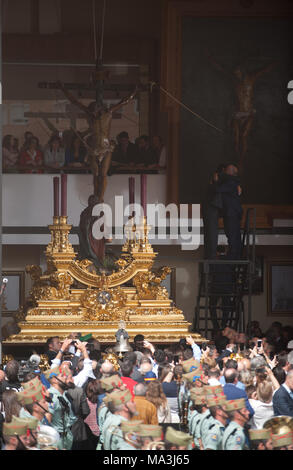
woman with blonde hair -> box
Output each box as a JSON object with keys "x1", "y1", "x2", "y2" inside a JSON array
[
  {"x1": 146, "y1": 379, "x2": 171, "y2": 424},
  {"x1": 249, "y1": 379, "x2": 274, "y2": 429}
]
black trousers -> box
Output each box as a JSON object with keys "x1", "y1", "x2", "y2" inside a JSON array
[
  {"x1": 223, "y1": 214, "x2": 242, "y2": 260},
  {"x1": 203, "y1": 205, "x2": 220, "y2": 259}
]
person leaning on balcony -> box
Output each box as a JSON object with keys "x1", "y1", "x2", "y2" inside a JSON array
[{"x1": 44, "y1": 135, "x2": 65, "y2": 169}]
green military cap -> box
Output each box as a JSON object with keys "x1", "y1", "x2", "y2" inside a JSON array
[
  {"x1": 13, "y1": 416, "x2": 39, "y2": 431},
  {"x1": 3, "y1": 416, "x2": 29, "y2": 437},
  {"x1": 190, "y1": 391, "x2": 206, "y2": 406},
  {"x1": 16, "y1": 384, "x2": 44, "y2": 406},
  {"x1": 249, "y1": 428, "x2": 271, "y2": 441},
  {"x1": 137, "y1": 424, "x2": 162, "y2": 438},
  {"x1": 224, "y1": 398, "x2": 246, "y2": 412},
  {"x1": 165, "y1": 426, "x2": 193, "y2": 448},
  {"x1": 272, "y1": 431, "x2": 293, "y2": 448},
  {"x1": 189, "y1": 387, "x2": 205, "y2": 400},
  {"x1": 182, "y1": 370, "x2": 201, "y2": 383},
  {"x1": 106, "y1": 388, "x2": 132, "y2": 407},
  {"x1": 43, "y1": 365, "x2": 71, "y2": 381},
  {"x1": 22, "y1": 376, "x2": 41, "y2": 390},
  {"x1": 100, "y1": 374, "x2": 123, "y2": 392},
  {"x1": 203, "y1": 385, "x2": 224, "y2": 397},
  {"x1": 120, "y1": 420, "x2": 143, "y2": 433},
  {"x1": 181, "y1": 358, "x2": 200, "y2": 373},
  {"x1": 206, "y1": 395, "x2": 227, "y2": 408}
]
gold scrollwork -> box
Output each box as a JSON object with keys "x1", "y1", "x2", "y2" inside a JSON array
[
  {"x1": 132, "y1": 266, "x2": 172, "y2": 300},
  {"x1": 80, "y1": 287, "x2": 129, "y2": 322}
]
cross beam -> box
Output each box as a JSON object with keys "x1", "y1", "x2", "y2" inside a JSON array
[{"x1": 38, "y1": 82, "x2": 137, "y2": 92}]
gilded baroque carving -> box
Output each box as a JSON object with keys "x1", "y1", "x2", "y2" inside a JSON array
[
  {"x1": 132, "y1": 266, "x2": 172, "y2": 300},
  {"x1": 6, "y1": 212, "x2": 206, "y2": 345}
]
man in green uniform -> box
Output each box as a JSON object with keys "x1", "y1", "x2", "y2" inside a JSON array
[
  {"x1": 103, "y1": 388, "x2": 138, "y2": 450},
  {"x1": 222, "y1": 398, "x2": 250, "y2": 450},
  {"x1": 136, "y1": 424, "x2": 164, "y2": 450},
  {"x1": 12, "y1": 416, "x2": 40, "y2": 449},
  {"x1": 271, "y1": 431, "x2": 293, "y2": 450},
  {"x1": 165, "y1": 426, "x2": 194, "y2": 450},
  {"x1": 198, "y1": 386, "x2": 224, "y2": 445},
  {"x1": 182, "y1": 369, "x2": 202, "y2": 423},
  {"x1": 248, "y1": 428, "x2": 273, "y2": 451},
  {"x1": 120, "y1": 420, "x2": 143, "y2": 450},
  {"x1": 2, "y1": 416, "x2": 30, "y2": 450},
  {"x1": 17, "y1": 380, "x2": 50, "y2": 425},
  {"x1": 203, "y1": 395, "x2": 228, "y2": 450},
  {"x1": 97, "y1": 374, "x2": 125, "y2": 450},
  {"x1": 44, "y1": 365, "x2": 77, "y2": 450},
  {"x1": 188, "y1": 389, "x2": 207, "y2": 450}
]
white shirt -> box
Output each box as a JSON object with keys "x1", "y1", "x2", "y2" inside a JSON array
[
  {"x1": 249, "y1": 399, "x2": 274, "y2": 429},
  {"x1": 192, "y1": 343, "x2": 202, "y2": 362},
  {"x1": 50, "y1": 357, "x2": 94, "y2": 387}
]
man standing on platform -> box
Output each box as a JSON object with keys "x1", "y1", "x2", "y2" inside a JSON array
[
  {"x1": 202, "y1": 164, "x2": 225, "y2": 260},
  {"x1": 216, "y1": 163, "x2": 243, "y2": 260}
]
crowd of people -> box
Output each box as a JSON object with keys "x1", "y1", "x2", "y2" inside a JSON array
[
  {"x1": 2, "y1": 130, "x2": 166, "y2": 174},
  {"x1": 0, "y1": 320, "x2": 293, "y2": 451}
]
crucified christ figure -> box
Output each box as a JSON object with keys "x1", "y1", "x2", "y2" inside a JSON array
[
  {"x1": 56, "y1": 81, "x2": 137, "y2": 201},
  {"x1": 207, "y1": 53, "x2": 276, "y2": 170}
]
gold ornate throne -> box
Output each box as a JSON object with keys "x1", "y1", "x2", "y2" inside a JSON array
[{"x1": 5, "y1": 215, "x2": 205, "y2": 345}]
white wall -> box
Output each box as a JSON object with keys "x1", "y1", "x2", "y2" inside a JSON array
[{"x1": 2, "y1": 173, "x2": 166, "y2": 227}]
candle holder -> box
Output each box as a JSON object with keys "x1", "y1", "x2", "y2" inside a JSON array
[{"x1": 46, "y1": 215, "x2": 74, "y2": 255}]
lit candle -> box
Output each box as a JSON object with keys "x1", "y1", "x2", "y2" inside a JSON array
[
  {"x1": 140, "y1": 174, "x2": 147, "y2": 217},
  {"x1": 61, "y1": 174, "x2": 67, "y2": 217},
  {"x1": 53, "y1": 176, "x2": 59, "y2": 217}
]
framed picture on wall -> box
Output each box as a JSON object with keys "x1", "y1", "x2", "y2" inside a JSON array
[
  {"x1": 160, "y1": 267, "x2": 176, "y2": 303},
  {"x1": 267, "y1": 261, "x2": 293, "y2": 315},
  {"x1": 1, "y1": 271, "x2": 25, "y2": 317}
]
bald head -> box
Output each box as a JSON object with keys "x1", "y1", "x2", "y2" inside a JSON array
[
  {"x1": 224, "y1": 368, "x2": 238, "y2": 384},
  {"x1": 100, "y1": 360, "x2": 115, "y2": 377},
  {"x1": 238, "y1": 358, "x2": 251, "y2": 372},
  {"x1": 134, "y1": 383, "x2": 147, "y2": 396}
]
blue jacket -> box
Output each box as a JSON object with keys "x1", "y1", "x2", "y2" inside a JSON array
[
  {"x1": 273, "y1": 385, "x2": 293, "y2": 417},
  {"x1": 223, "y1": 383, "x2": 255, "y2": 417},
  {"x1": 216, "y1": 175, "x2": 242, "y2": 217}
]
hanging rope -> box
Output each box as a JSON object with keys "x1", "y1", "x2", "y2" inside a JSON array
[
  {"x1": 150, "y1": 81, "x2": 224, "y2": 134},
  {"x1": 92, "y1": 0, "x2": 98, "y2": 62},
  {"x1": 99, "y1": 0, "x2": 107, "y2": 63}
]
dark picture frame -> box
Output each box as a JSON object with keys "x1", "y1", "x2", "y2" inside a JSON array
[
  {"x1": 1, "y1": 271, "x2": 25, "y2": 317},
  {"x1": 267, "y1": 261, "x2": 293, "y2": 316}
]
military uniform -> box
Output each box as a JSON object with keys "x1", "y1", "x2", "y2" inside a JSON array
[
  {"x1": 196, "y1": 408, "x2": 214, "y2": 447},
  {"x1": 102, "y1": 388, "x2": 137, "y2": 450},
  {"x1": 202, "y1": 393, "x2": 227, "y2": 450},
  {"x1": 97, "y1": 403, "x2": 112, "y2": 450},
  {"x1": 188, "y1": 409, "x2": 198, "y2": 436},
  {"x1": 221, "y1": 398, "x2": 249, "y2": 451},
  {"x1": 103, "y1": 413, "x2": 127, "y2": 450},
  {"x1": 165, "y1": 426, "x2": 193, "y2": 450},
  {"x1": 193, "y1": 412, "x2": 206, "y2": 449},
  {"x1": 222, "y1": 421, "x2": 247, "y2": 450},
  {"x1": 47, "y1": 386, "x2": 77, "y2": 450},
  {"x1": 203, "y1": 418, "x2": 226, "y2": 450},
  {"x1": 188, "y1": 388, "x2": 207, "y2": 449}
]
